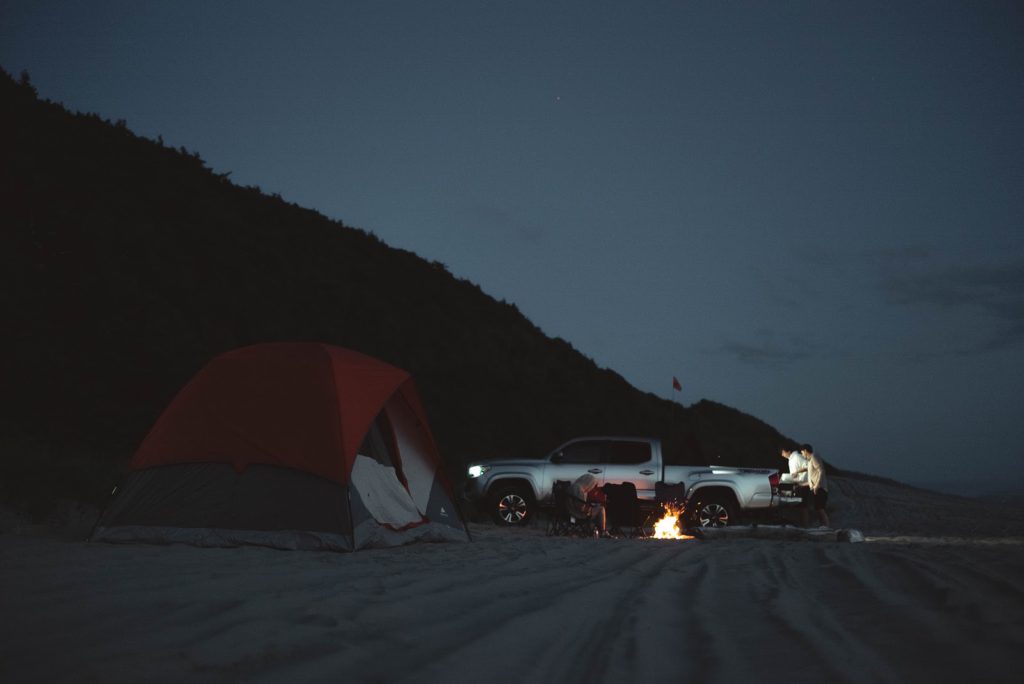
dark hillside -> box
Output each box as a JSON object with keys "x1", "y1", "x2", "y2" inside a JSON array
[{"x1": 1, "y1": 69, "x2": 798, "y2": 509}]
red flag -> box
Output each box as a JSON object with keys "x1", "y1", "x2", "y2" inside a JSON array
[{"x1": 672, "y1": 376, "x2": 682, "y2": 392}]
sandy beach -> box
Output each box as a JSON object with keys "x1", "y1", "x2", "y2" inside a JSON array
[{"x1": 2, "y1": 476, "x2": 1023, "y2": 683}]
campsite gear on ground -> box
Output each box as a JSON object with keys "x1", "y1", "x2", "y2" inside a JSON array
[{"x1": 91, "y1": 343, "x2": 469, "y2": 551}]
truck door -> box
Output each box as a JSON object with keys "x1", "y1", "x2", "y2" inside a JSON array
[
  {"x1": 601, "y1": 440, "x2": 658, "y2": 500},
  {"x1": 546, "y1": 438, "x2": 607, "y2": 496}
]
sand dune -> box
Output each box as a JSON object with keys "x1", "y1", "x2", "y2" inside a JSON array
[{"x1": 2, "y1": 476, "x2": 1022, "y2": 683}]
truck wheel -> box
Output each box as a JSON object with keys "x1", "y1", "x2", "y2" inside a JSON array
[
  {"x1": 690, "y1": 495, "x2": 735, "y2": 528},
  {"x1": 490, "y1": 485, "x2": 534, "y2": 526}
]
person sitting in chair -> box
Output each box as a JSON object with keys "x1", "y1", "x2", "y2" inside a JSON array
[{"x1": 569, "y1": 473, "x2": 608, "y2": 537}]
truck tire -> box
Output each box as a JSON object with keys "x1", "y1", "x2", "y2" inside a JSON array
[
  {"x1": 489, "y1": 484, "x2": 534, "y2": 526},
  {"x1": 689, "y1": 494, "x2": 735, "y2": 528}
]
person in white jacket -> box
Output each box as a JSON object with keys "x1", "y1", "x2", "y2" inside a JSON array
[
  {"x1": 779, "y1": 447, "x2": 808, "y2": 484},
  {"x1": 780, "y1": 447, "x2": 812, "y2": 525}
]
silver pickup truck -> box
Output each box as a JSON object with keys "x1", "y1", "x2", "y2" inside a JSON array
[{"x1": 464, "y1": 436, "x2": 796, "y2": 527}]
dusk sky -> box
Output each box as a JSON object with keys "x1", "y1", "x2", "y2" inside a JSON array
[{"x1": 4, "y1": 1, "x2": 1022, "y2": 493}]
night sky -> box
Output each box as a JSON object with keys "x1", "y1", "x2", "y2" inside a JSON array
[{"x1": 4, "y1": 1, "x2": 1022, "y2": 494}]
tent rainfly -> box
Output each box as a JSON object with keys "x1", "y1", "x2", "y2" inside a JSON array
[{"x1": 92, "y1": 343, "x2": 470, "y2": 551}]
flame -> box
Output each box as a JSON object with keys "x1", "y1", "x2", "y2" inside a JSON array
[{"x1": 651, "y1": 505, "x2": 695, "y2": 540}]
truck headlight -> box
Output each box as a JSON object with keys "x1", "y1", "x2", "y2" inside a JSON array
[{"x1": 467, "y1": 465, "x2": 489, "y2": 479}]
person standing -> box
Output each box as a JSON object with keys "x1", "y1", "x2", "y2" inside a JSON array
[
  {"x1": 779, "y1": 447, "x2": 808, "y2": 485},
  {"x1": 802, "y1": 444, "x2": 830, "y2": 528},
  {"x1": 779, "y1": 446, "x2": 811, "y2": 525}
]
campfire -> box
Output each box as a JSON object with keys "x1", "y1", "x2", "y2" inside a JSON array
[{"x1": 650, "y1": 505, "x2": 695, "y2": 540}]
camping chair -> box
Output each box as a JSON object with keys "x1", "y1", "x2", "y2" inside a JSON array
[
  {"x1": 603, "y1": 482, "x2": 643, "y2": 538},
  {"x1": 655, "y1": 481, "x2": 686, "y2": 507},
  {"x1": 545, "y1": 480, "x2": 598, "y2": 538}
]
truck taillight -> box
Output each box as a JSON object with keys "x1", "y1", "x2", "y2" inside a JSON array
[{"x1": 768, "y1": 472, "x2": 780, "y2": 487}]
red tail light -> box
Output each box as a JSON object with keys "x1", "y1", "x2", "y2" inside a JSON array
[{"x1": 768, "y1": 472, "x2": 780, "y2": 487}]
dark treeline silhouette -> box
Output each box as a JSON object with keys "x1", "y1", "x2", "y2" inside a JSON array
[{"x1": 1, "y1": 68, "x2": 801, "y2": 512}]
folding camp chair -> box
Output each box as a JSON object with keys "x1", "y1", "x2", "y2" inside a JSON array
[
  {"x1": 545, "y1": 480, "x2": 598, "y2": 537},
  {"x1": 603, "y1": 482, "x2": 643, "y2": 538},
  {"x1": 656, "y1": 481, "x2": 686, "y2": 507}
]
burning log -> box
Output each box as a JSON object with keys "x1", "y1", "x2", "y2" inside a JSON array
[{"x1": 650, "y1": 505, "x2": 696, "y2": 540}]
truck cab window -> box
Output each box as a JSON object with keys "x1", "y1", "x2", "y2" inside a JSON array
[
  {"x1": 556, "y1": 441, "x2": 605, "y2": 464},
  {"x1": 606, "y1": 441, "x2": 651, "y2": 464}
]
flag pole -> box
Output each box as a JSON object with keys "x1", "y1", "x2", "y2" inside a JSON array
[
  {"x1": 669, "y1": 382, "x2": 674, "y2": 462},
  {"x1": 669, "y1": 376, "x2": 681, "y2": 461}
]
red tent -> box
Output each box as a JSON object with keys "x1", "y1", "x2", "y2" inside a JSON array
[{"x1": 92, "y1": 343, "x2": 469, "y2": 551}]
